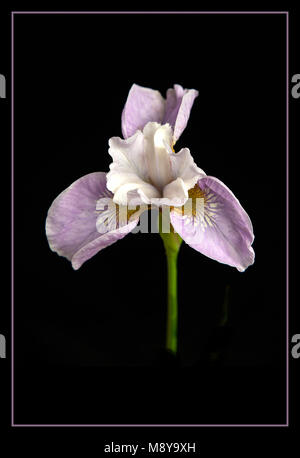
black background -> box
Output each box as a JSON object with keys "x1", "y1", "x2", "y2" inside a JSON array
[{"x1": 0, "y1": 3, "x2": 299, "y2": 455}]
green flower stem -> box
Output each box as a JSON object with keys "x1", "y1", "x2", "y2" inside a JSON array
[{"x1": 159, "y1": 218, "x2": 182, "y2": 355}]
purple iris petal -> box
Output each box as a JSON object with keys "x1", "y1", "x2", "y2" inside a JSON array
[
  {"x1": 46, "y1": 172, "x2": 138, "y2": 270},
  {"x1": 121, "y1": 83, "x2": 198, "y2": 141},
  {"x1": 121, "y1": 84, "x2": 165, "y2": 139},
  {"x1": 164, "y1": 84, "x2": 199, "y2": 142},
  {"x1": 170, "y1": 176, "x2": 255, "y2": 271}
]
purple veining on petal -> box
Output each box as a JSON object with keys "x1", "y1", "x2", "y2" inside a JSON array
[
  {"x1": 170, "y1": 176, "x2": 254, "y2": 271},
  {"x1": 45, "y1": 172, "x2": 138, "y2": 270}
]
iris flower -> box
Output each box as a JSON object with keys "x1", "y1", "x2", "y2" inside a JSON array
[{"x1": 46, "y1": 83, "x2": 254, "y2": 354}]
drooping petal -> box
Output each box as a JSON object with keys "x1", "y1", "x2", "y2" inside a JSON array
[
  {"x1": 121, "y1": 84, "x2": 165, "y2": 139},
  {"x1": 169, "y1": 147, "x2": 206, "y2": 191},
  {"x1": 170, "y1": 176, "x2": 254, "y2": 271},
  {"x1": 164, "y1": 84, "x2": 199, "y2": 143},
  {"x1": 46, "y1": 172, "x2": 138, "y2": 270},
  {"x1": 106, "y1": 130, "x2": 160, "y2": 205}
]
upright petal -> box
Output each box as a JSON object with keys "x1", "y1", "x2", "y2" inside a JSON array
[
  {"x1": 164, "y1": 84, "x2": 199, "y2": 143},
  {"x1": 170, "y1": 176, "x2": 254, "y2": 271},
  {"x1": 46, "y1": 172, "x2": 138, "y2": 270},
  {"x1": 121, "y1": 84, "x2": 165, "y2": 138}
]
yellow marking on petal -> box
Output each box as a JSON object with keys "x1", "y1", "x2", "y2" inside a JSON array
[
  {"x1": 172, "y1": 184, "x2": 206, "y2": 218},
  {"x1": 188, "y1": 184, "x2": 206, "y2": 217},
  {"x1": 172, "y1": 183, "x2": 220, "y2": 232},
  {"x1": 188, "y1": 183, "x2": 206, "y2": 200}
]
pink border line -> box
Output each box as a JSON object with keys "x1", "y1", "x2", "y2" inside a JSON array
[
  {"x1": 11, "y1": 10, "x2": 290, "y2": 428},
  {"x1": 11, "y1": 11, "x2": 288, "y2": 14},
  {"x1": 12, "y1": 423, "x2": 288, "y2": 428},
  {"x1": 11, "y1": 10, "x2": 15, "y2": 429},
  {"x1": 286, "y1": 11, "x2": 289, "y2": 427}
]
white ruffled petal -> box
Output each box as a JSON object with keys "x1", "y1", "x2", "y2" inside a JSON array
[
  {"x1": 170, "y1": 147, "x2": 206, "y2": 190},
  {"x1": 113, "y1": 181, "x2": 160, "y2": 205},
  {"x1": 162, "y1": 177, "x2": 188, "y2": 206},
  {"x1": 106, "y1": 130, "x2": 159, "y2": 205}
]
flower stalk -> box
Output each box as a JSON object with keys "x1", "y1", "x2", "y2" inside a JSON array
[{"x1": 159, "y1": 214, "x2": 182, "y2": 354}]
